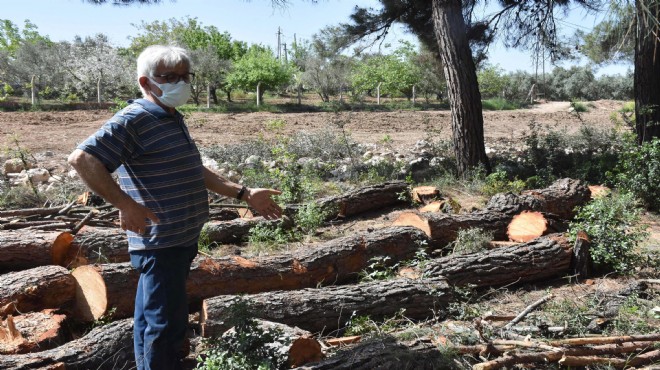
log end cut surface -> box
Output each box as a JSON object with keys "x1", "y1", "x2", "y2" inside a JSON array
[
  {"x1": 72, "y1": 265, "x2": 107, "y2": 322},
  {"x1": 507, "y1": 211, "x2": 548, "y2": 243},
  {"x1": 393, "y1": 212, "x2": 431, "y2": 236}
]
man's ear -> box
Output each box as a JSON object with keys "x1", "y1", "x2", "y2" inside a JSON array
[{"x1": 138, "y1": 76, "x2": 150, "y2": 90}]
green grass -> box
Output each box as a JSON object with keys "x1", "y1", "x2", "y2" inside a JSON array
[{"x1": 481, "y1": 98, "x2": 522, "y2": 111}]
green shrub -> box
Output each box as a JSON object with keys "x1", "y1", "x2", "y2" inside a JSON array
[
  {"x1": 481, "y1": 98, "x2": 520, "y2": 111},
  {"x1": 449, "y1": 228, "x2": 493, "y2": 255},
  {"x1": 359, "y1": 256, "x2": 399, "y2": 282},
  {"x1": 570, "y1": 99, "x2": 589, "y2": 112},
  {"x1": 480, "y1": 170, "x2": 526, "y2": 197},
  {"x1": 196, "y1": 300, "x2": 289, "y2": 370},
  {"x1": 609, "y1": 137, "x2": 660, "y2": 211},
  {"x1": 568, "y1": 192, "x2": 648, "y2": 274}
]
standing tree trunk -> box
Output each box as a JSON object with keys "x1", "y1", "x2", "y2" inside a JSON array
[
  {"x1": 432, "y1": 0, "x2": 491, "y2": 176},
  {"x1": 634, "y1": 0, "x2": 660, "y2": 143}
]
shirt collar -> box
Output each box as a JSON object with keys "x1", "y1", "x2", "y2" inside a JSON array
[{"x1": 130, "y1": 98, "x2": 182, "y2": 119}]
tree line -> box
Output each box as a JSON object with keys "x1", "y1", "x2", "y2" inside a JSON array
[{"x1": 0, "y1": 18, "x2": 633, "y2": 107}]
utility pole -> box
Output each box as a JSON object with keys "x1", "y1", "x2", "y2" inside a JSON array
[{"x1": 276, "y1": 27, "x2": 282, "y2": 60}]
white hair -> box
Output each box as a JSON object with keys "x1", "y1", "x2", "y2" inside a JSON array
[{"x1": 136, "y1": 45, "x2": 191, "y2": 97}]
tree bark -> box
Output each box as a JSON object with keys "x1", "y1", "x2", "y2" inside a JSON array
[
  {"x1": 0, "y1": 265, "x2": 75, "y2": 317},
  {"x1": 73, "y1": 227, "x2": 429, "y2": 321},
  {"x1": 0, "y1": 230, "x2": 73, "y2": 272},
  {"x1": 0, "y1": 310, "x2": 68, "y2": 354},
  {"x1": 202, "y1": 217, "x2": 282, "y2": 244},
  {"x1": 393, "y1": 210, "x2": 512, "y2": 248},
  {"x1": 201, "y1": 277, "x2": 451, "y2": 335},
  {"x1": 485, "y1": 178, "x2": 590, "y2": 219},
  {"x1": 634, "y1": 0, "x2": 660, "y2": 143},
  {"x1": 220, "y1": 320, "x2": 323, "y2": 368},
  {"x1": 315, "y1": 180, "x2": 409, "y2": 220},
  {"x1": 188, "y1": 226, "x2": 428, "y2": 306},
  {"x1": 62, "y1": 226, "x2": 128, "y2": 268},
  {"x1": 422, "y1": 234, "x2": 573, "y2": 287},
  {"x1": 432, "y1": 0, "x2": 490, "y2": 176},
  {"x1": 293, "y1": 336, "x2": 446, "y2": 370},
  {"x1": 0, "y1": 318, "x2": 134, "y2": 370}
]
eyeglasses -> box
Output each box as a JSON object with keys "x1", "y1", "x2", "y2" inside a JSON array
[{"x1": 153, "y1": 72, "x2": 195, "y2": 84}]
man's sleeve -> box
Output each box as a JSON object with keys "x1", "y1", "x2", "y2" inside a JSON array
[{"x1": 76, "y1": 114, "x2": 143, "y2": 173}]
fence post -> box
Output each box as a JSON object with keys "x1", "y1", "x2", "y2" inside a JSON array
[
  {"x1": 412, "y1": 85, "x2": 416, "y2": 106},
  {"x1": 207, "y1": 83, "x2": 211, "y2": 108},
  {"x1": 97, "y1": 77, "x2": 102, "y2": 104},
  {"x1": 31, "y1": 75, "x2": 36, "y2": 106},
  {"x1": 376, "y1": 82, "x2": 382, "y2": 105},
  {"x1": 256, "y1": 82, "x2": 262, "y2": 107}
]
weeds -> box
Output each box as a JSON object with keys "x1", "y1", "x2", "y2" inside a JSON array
[
  {"x1": 449, "y1": 228, "x2": 493, "y2": 255},
  {"x1": 569, "y1": 192, "x2": 648, "y2": 274}
]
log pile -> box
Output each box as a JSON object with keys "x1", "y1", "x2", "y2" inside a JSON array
[{"x1": 1, "y1": 178, "x2": 646, "y2": 369}]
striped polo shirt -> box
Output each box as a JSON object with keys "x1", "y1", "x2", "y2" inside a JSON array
[{"x1": 77, "y1": 99, "x2": 209, "y2": 251}]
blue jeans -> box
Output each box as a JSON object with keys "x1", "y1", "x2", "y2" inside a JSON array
[{"x1": 130, "y1": 246, "x2": 197, "y2": 370}]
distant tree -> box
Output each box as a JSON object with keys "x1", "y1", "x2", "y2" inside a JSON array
[
  {"x1": 295, "y1": 26, "x2": 354, "y2": 102},
  {"x1": 0, "y1": 19, "x2": 51, "y2": 57},
  {"x1": 577, "y1": 0, "x2": 659, "y2": 143},
  {"x1": 60, "y1": 34, "x2": 135, "y2": 102},
  {"x1": 226, "y1": 45, "x2": 293, "y2": 102},
  {"x1": 413, "y1": 45, "x2": 446, "y2": 102},
  {"x1": 477, "y1": 65, "x2": 508, "y2": 99}
]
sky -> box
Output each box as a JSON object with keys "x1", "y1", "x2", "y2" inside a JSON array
[{"x1": 3, "y1": 0, "x2": 630, "y2": 76}]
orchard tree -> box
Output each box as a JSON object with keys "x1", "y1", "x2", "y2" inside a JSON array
[
  {"x1": 61, "y1": 34, "x2": 134, "y2": 102},
  {"x1": 351, "y1": 42, "x2": 422, "y2": 100},
  {"x1": 295, "y1": 27, "x2": 354, "y2": 102},
  {"x1": 413, "y1": 45, "x2": 446, "y2": 102},
  {"x1": 577, "y1": 1, "x2": 659, "y2": 143},
  {"x1": 129, "y1": 17, "x2": 247, "y2": 103},
  {"x1": 477, "y1": 65, "x2": 508, "y2": 99},
  {"x1": 226, "y1": 45, "x2": 293, "y2": 103}
]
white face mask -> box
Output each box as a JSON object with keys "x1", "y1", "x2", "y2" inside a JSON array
[{"x1": 148, "y1": 78, "x2": 191, "y2": 108}]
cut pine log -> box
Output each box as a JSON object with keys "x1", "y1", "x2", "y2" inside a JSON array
[
  {"x1": 61, "y1": 226, "x2": 128, "y2": 268},
  {"x1": 223, "y1": 320, "x2": 322, "y2": 367},
  {"x1": 0, "y1": 310, "x2": 68, "y2": 354},
  {"x1": 294, "y1": 336, "x2": 445, "y2": 370},
  {"x1": 73, "y1": 227, "x2": 429, "y2": 321},
  {"x1": 422, "y1": 234, "x2": 573, "y2": 287},
  {"x1": 411, "y1": 186, "x2": 439, "y2": 204},
  {"x1": 0, "y1": 318, "x2": 134, "y2": 370},
  {"x1": 202, "y1": 217, "x2": 283, "y2": 244},
  {"x1": 506, "y1": 211, "x2": 566, "y2": 242},
  {"x1": 0, "y1": 230, "x2": 73, "y2": 272},
  {"x1": 71, "y1": 263, "x2": 139, "y2": 322},
  {"x1": 418, "y1": 200, "x2": 444, "y2": 213},
  {"x1": 393, "y1": 210, "x2": 511, "y2": 248},
  {"x1": 316, "y1": 180, "x2": 409, "y2": 219},
  {"x1": 588, "y1": 184, "x2": 611, "y2": 199},
  {"x1": 485, "y1": 178, "x2": 590, "y2": 219},
  {"x1": 200, "y1": 277, "x2": 451, "y2": 335},
  {"x1": 0, "y1": 265, "x2": 75, "y2": 317}
]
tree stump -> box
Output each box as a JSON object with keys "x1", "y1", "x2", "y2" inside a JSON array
[
  {"x1": 0, "y1": 318, "x2": 134, "y2": 370},
  {"x1": 0, "y1": 265, "x2": 75, "y2": 317},
  {"x1": 411, "y1": 186, "x2": 440, "y2": 204},
  {"x1": 201, "y1": 277, "x2": 451, "y2": 335},
  {"x1": 422, "y1": 234, "x2": 573, "y2": 287}
]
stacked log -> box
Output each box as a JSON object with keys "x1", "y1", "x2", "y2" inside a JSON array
[
  {"x1": 0, "y1": 265, "x2": 75, "y2": 317},
  {"x1": 62, "y1": 226, "x2": 128, "y2": 267},
  {"x1": 72, "y1": 226, "x2": 429, "y2": 321},
  {"x1": 0, "y1": 230, "x2": 73, "y2": 272},
  {"x1": 316, "y1": 180, "x2": 409, "y2": 219},
  {"x1": 421, "y1": 234, "x2": 573, "y2": 287},
  {"x1": 0, "y1": 310, "x2": 68, "y2": 354},
  {"x1": 394, "y1": 178, "x2": 589, "y2": 248},
  {"x1": 0, "y1": 318, "x2": 134, "y2": 370},
  {"x1": 201, "y1": 277, "x2": 452, "y2": 335}
]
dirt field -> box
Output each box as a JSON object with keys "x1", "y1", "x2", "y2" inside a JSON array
[{"x1": 0, "y1": 100, "x2": 620, "y2": 172}]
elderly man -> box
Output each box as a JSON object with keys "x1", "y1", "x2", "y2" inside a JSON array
[{"x1": 68, "y1": 45, "x2": 282, "y2": 370}]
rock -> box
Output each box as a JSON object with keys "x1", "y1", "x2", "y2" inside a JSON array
[
  {"x1": 4, "y1": 158, "x2": 25, "y2": 174},
  {"x1": 26, "y1": 168, "x2": 50, "y2": 184}
]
